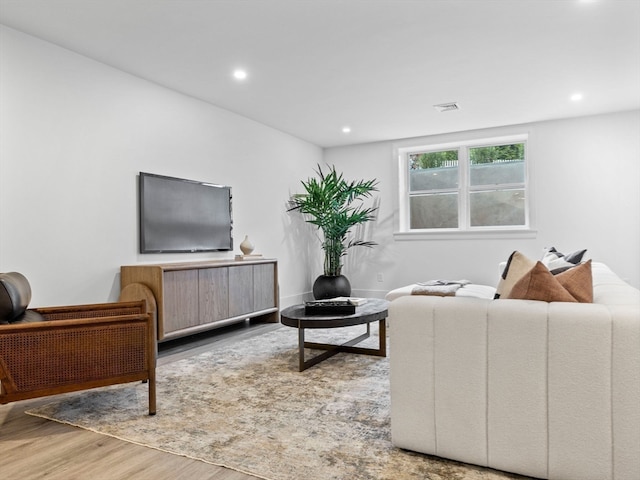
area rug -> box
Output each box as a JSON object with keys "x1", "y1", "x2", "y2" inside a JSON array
[{"x1": 27, "y1": 325, "x2": 529, "y2": 480}]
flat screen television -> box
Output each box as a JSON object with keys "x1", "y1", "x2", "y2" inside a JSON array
[{"x1": 139, "y1": 172, "x2": 233, "y2": 253}]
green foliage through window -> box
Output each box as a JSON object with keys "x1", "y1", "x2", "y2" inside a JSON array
[
  {"x1": 470, "y1": 144, "x2": 524, "y2": 164},
  {"x1": 410, "y1": 143, "x2": 524, "y2": 169},
  {"x1": 409, "y1": 150, "x2": 458, "y2": 169},
  {"x1": 409, "y1": 150, "x2": 458, "y2": 170}
]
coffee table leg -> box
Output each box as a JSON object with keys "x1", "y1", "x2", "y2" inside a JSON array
[
  {"x1": 298, "y1": 327, "x2": 306, "y2": 372},
  {"x1": 297, "y1": 318, "x2": 387, "y2": 372},
  {"x1": 298, "y1": 326, "x2": 344, "y2": 372}
]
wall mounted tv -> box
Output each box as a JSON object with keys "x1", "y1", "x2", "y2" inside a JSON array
[{"x1": 139, "y1": 172, "x2": 233, "y2": 253}]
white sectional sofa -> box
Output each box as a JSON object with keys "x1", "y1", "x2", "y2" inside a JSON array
[{"x1": 387, "y1": 262, "x2": 640, "y2": 480}]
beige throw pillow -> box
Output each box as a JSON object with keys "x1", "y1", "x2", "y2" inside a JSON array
[{"x1": 495, "y1": 251, "x2": 536, "y2": 299}]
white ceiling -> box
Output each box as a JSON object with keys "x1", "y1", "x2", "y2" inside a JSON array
[{"x1": 1, "y1": 0, "x2": 639, "y2": 148}]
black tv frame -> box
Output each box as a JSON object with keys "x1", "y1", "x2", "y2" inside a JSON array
[{"x1": 138, "y1": 172, "x2": 233, "y2": 253}]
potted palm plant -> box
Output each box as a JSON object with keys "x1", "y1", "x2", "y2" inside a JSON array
[{"x1": 288, "y1": 164, "x2": 379, "y2": 299}]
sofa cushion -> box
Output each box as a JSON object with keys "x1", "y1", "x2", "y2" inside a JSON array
[
  {"x1": 591, "y1": 262, "x2": 640, "y2": 305},
  {"x1": 495, "y1": 251, "x2": 536, "y2": 299},
  {"x1": 0, "y1": 272, "x2": 32, "y2": 322},
  {"x1": 507, "y1": 262, "x2": 578, "y2": 302}
]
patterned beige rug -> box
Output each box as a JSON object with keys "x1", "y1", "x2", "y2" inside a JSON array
[{"x1": 27, "y1": 325, "x2": 530, "y2": 480}]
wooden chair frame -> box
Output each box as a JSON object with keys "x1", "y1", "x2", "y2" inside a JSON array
[{"x1": 0, "y1": 300, "x2": 156, "y2": 415}]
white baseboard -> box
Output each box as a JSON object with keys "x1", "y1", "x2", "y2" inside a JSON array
[{"x1": 350, "y1": 288, "x2": 389, "y2": 299}]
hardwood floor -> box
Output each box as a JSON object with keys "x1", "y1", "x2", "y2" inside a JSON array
[{"x1": 1, "y1": 320, "x2": 282, "y2": 480}]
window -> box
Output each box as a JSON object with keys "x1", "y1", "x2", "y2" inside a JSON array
[{"x1": 398, "y1": 135, "x2": 530, "y2": 235}]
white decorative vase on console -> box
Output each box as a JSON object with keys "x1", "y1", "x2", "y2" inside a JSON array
[{"x1": 240, "y1": 235, "x2": 254, "y2": 255}]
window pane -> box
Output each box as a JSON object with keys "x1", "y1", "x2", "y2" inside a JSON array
[
  {"x1": 469, "y1": 143, "x2": 525, "y2": 186},
  {"x1": 410, "y1": 193, "x2": 458, "y2": 229},
  {"x1": 409, "y1": 150, "x2": 458, "y2": 191},
  {"x1": 470, "y1": 189, "x2": 526, "y2": 227}
]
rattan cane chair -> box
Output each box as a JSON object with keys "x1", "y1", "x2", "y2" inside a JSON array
[{"x1": 0, "y1": 272, "x2": 156, "y2": 415}]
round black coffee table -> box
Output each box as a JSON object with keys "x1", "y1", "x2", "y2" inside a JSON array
[{"x1": 280, "y1": 298, "x2": 389, "y2": 371}]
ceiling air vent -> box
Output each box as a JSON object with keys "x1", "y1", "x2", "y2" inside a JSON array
[{"x1": 434, "y1": 102, "x2": 460, "y2": 113}]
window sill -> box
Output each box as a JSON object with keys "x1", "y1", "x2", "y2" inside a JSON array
[{"x1": 393, "y1": 229, "x2": 538, "y2": 241}]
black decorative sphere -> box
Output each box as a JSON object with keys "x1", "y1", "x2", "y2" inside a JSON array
[{"x1": 312, "y1": 274, "x2": 351, "y2": 300}]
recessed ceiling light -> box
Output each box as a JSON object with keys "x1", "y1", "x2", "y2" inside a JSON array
[
  {"x1": 342, "y1": 126, "x2": 351, "y2": 134},
  {"x1": 570, "y1": 92, "x2": 583, "y2": 102},
  {"x1": 233, "y1": 69, "x2": 248, "y2": 81}
]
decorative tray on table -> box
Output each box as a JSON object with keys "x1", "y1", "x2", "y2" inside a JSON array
[{"x1": 304, "y1": 300, "x2": 356, "y2": 316}]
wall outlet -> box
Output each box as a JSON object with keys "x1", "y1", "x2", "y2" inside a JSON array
[{"x1": 377, "y1": 273, "x2": 384, "y2": 282}]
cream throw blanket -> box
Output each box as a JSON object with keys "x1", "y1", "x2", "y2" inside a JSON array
[{"x1": 411, "y1": 279, "x2": 471, "y2": 296}]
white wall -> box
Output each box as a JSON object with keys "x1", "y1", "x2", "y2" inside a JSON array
[
  {"x1": 325, "y1": 110, "x2": 640, "y2": 293},
  {"x1": 3, "y1": 26, "x2": 638, "y2": 311},
  {"x1": 0, "y1": 26, "x2": 322, "y2": 307}
]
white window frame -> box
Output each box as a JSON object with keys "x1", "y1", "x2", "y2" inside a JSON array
[{"x1": 395, "y1": 134, "x2": 536, "y2": 240}]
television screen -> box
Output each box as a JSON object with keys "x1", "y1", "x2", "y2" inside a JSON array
[{"x1": 139, "y1": 172, "x2": 233, "y2": 253}]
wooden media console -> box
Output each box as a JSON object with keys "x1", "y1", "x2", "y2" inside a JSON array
[{"x1": 121, "y1": 259, "x2": 279, "y2": 342}]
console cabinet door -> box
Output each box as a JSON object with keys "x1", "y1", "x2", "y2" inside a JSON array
[
  {"x1": 253, "y1": 263, "x2": 276, "y2": 311},
  {"x1": 163, "y1": 270, "x2": 199, "y2": 333},
  {"x1": 122, "y1": 260, "x2": 278, "y2": 342},
  {"x1": 199, "y1": 267, "x2": 229, "y2": 322},
  {"x1": 229, "y1": 265, "x2": 254, "y2": 317}
]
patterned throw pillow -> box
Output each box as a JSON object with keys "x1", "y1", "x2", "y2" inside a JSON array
[{"x1": 541, "y1": 247, "x2": 587, "y2": 272}]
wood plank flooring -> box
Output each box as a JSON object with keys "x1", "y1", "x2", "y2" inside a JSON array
[{"x1": 1, "y1": 320, "x2": 283, "y2": 480}]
